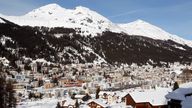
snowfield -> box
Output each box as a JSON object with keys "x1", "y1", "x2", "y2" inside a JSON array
[{"x1": 17, "y1": 98, "x2": 58, "y2": 108}]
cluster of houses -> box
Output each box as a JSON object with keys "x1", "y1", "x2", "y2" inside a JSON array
[
  {"x1": 1, "y1": 58, "x2": 192, "y2": 108},
  {"x1": 56, "y1": 81, "x2": 192, "y2": 108}
]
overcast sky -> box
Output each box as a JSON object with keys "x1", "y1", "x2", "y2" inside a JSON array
[{"x1": 0, "y1": 0, "x2": 192, "y2": 40}]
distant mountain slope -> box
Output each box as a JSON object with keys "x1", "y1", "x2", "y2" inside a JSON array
[
  {"x1": 118, "y1": 20, "x2": 192, "y2": 47},
  {"x1": 0, "y1": 18, "x2": 105, "y2": 66},
  {"x1": 90, "y1": 32, "x2": 192, "y2": 65}
]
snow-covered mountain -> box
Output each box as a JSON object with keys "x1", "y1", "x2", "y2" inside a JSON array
[
  {"x1": 0, "y1": 3, "x2": 191, "y2": 47},
  {"x1": 118, "y1": 19, "x2": 192, "y2": 47},
  {"x1": 0, "y1": 3, "x2": 123, "y2": 36},
  {"x1": 1, "y1": 16, "x2": 192, "y2": 66}
]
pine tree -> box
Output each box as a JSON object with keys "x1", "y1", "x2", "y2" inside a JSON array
[
  {"x1": 56, "y1": 102, "x2": 61, "y2": 108},
  {"x1": 173, "y1": 82, "x2": 179, "y2": 91},
  {"x1": 75, "y1": 99, "x2": 79, "y2": 108},
  {"x1": 96, "y1": 87, "x2": 100, "y2": 99},
  {"x1": 0, "y1": 74, "x2": 6, "y2": 108},
  {"x1": 28, "y1": 92, "x2": 33, "y2": 100},
  {"x1": 6, "y1": 80, "x2": 16, "y2": 108},
  {"x1": 0, "y1": 71, "x2": 16, "y2": 108},
  {"x1": 82, "y1": 93, "x2": 91, "y2": 101}
]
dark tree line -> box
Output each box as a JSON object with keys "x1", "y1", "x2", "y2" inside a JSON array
[{"x1": 0, "y1": 70, "x2": 16, "y2": 108}]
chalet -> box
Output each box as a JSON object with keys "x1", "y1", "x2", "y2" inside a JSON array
[
  {"x1": 87, "y1": 99, "x2": 109, "y2": 108},
  {"x1": 124, "y1": 88, "x2": 170, "y2": 108},
  {"x1": 99, "y1": 91, "x2": 120, "y2": 104},
  {"x1": 165, "y1": 82, "x2": 192, "y2": 108},
  {"x1": 59, "y1": 97, "x2": 76, "y2": 108}
]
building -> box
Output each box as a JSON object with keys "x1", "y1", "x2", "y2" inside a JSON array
[
  {"x1": 165, "y1": 82, "x2": 192, "y2": 108},
  {"x1": 124, "y1": 88, "x2": 170, "y2": 108},
  {"x1": 87, "y1": 99, "x2": 109, "y2": 108}
]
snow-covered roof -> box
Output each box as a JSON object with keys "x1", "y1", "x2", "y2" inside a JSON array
[
  {"x1": 181, "y1": 96, "x2": 192, "y2": 108},
  {"x1": 166, "y1": 84, "x2": 192, "y2": 101},
  {"x1": 129, "y1": 88, "x2": 171, "y2": 106},
  {"x1": 62, "y1": 97, "x2": 75, "y2": 106},
  {"x1": 165, "y1": 92, "x2": 186, "y2": 101},
  {"x1": 88, "y1": 99, "x2": 109, "y2": 107}
]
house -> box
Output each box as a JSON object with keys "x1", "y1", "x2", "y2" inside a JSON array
[
  {"x1": 165, "y1": 82, "x2": 192, "y2": 108},
  {"x1": 87, "y1": 99, "x2": 109, "y2": 108},
  {"x1": 124, "y1": 88, "x2": 170, "y2": 108},
  {"x1": 178, "y1": 69, "x2": 192, "y2": 83},
  {"x1": 31, "y1": 62, "x2": 38, "y2": 73},
  {"x1": 44, "y1": 82, "x2": 55, "y2": 89},
  {"x1": 13, "y1": 83, "x2": 26, "y2": 90},
  {"x1": 59, "y1": 97, "x2": 76, "y2": 108},
  {"x1": 99, "y1": 91, "x2": 119, "y2": 104},
  {"x1": 59, "y1": 79, "x2": 84, "y2": 87},
  {"x1": 15, "y1": 74, "x2": 26, "y2": 82}
]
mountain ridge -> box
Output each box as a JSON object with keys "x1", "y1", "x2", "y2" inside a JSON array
[
  {"x1": 0, "y1": 3, "x2": 191, "y2": 48},
  {"x1": 118, "y1": 19, "x2": 192, "y2": 47},
  {"x1": 0, "y1": 17, "x2": 192, "y2": 66}
]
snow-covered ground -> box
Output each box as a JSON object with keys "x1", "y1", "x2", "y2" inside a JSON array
[
  {"x1": 0, "y1": 57, "x2": 10, "y2": 66},
  {"x1": 17, "y1": 98, "x2": 58, "y2": 108}
]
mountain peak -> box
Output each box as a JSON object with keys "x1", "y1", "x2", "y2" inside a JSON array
[
  {"x1": 134, "y1": 19, "x2": 146, "y2": 23},
  {"x1": 132, "y1": 19, "x2": 154, "y2": 26},
  {"x1": 39, "y1": 3, "x2": 63, "y2": 9},
  {"x1": 75, "y1": 6, "x2": 91, "y2": 11},
  {"x1": 25, "y1": 3, "x2": 65, "y2": 17},
  {"x1": 118, "y1": 19, "x2": 192, "y2": 47}
]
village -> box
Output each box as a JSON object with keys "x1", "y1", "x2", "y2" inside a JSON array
[{"x1": 0, "y1": 57, "x2": 192, "y2": 108}]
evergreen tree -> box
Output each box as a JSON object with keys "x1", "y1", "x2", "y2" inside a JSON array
[
  {"x1": 28, "y1": 92, "x2": 33, "y2": 100},
  {"x1": 96, "y1": 87, "x2": 100, "y2": 99},
  {"x1": 0, "y1": 74, "x2": 6, "y2": 108},
  {"x1": 38, "y1": 79, "x2": 44, "y2": 87},
  {"x1": 75, "y1": 99, "x2": 79, "y2": 108},
  {"x1": 6, "y1": 80, "x2": 16, "y2": 108},
  {"x1": 56, "y1": 102, "x2": 61, "y2": 108},
  {"x1": 173, "y1": 82, "x2": 179, "y2": 91},
  {"x1": 0, "y1": 71, "x2": 16, "y2": 108},
  {"x1": 82, "y1": 93, "x2": 91, "y2": 101}
]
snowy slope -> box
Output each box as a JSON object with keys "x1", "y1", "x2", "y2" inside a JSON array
[
  {"x1": 118, "y1": 19, "x2": 192, "y2": 47},
  {"x1": 0, "y1": 3, "x2": 191, "y2": 47},
  {"x1": 0, "y1": 3, "x2": 123, "y2": 36},
  {"x1": 0, "y1": 17, "x2": 5, "y2": 23}
]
